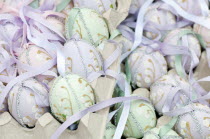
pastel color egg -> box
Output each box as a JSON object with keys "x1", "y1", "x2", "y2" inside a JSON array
[
  {"x1": 144, "y1": 2, "x2": 176, "y2": 40},
  {"x1": 18, "y1": 44, "x2": 57, "y2": 84},
  {"x1": 65, "y1": 8, "x2": 109, "y2": 46},
  {"x1": 175, "y1": 103, "x2": 210, "y2": 139},
  {"x1": 164, "y1": 28, "x2": 201, "y2": 72},
  {"x1": 8, "y1": 78, "x2": 49, "y2": 127},
  {"x1": 63, "y1": 39, "x2": 103, "y2": 80},
  {"x1": 127, "y1": 46, "x2": 167, "y2": 88},
  {"x1": 114, "y1": 94, "x2": 157, "y2": 138},
  {"x1": 104, "y1": 122, "x2": 116, "y2": 139},
  {"x1": 49, "y1": 74, "x2": 95, "y2": 122},
  {"x1": 150, "y1": 70, "x2": 198, "y2": 115}
]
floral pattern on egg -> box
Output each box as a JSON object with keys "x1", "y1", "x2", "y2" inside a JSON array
[
  {"x1": 175, "y1": 103, "x2": 210, "y2": 139},
  {"x1": 8, "y1": 78, "x2": 49, "y2": 127},
  {"x1": 49, "y1": 74, "x2": 95, "y2": 122},
  {"x1": 127, "y1": 46, "x2": 167, "y2": 88},
  {"x1": 18, "y1": 44, "x2": 57, "y2": 84},
  {"x1": 150, "y1": 70, "x2": 194, "y2": 114},
  {"x1": 115, "y1": 94, "x2": 156, "y2": 138},
  {"x1": 144, "y1": 2, "x2": 176, "y2": 40},
  {"x1": 63, "y1": 40, "x2": 103, "y2": 80},
  {"x1": 164, "y1": 28, "x2": 201, "y2": 72},
  {"x1": 65, "y1": 8, "x2": 109, "y2": 46}
]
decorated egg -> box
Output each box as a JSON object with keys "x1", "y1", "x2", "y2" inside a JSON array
[
  {"x1": 164, "y1": 28, "x2": 201, "y2": 72},
  {"x1": 62, "y1": 39, "x2": 103, "y2": 81},
  {"x1": 173, "y1": 0, "x2": 209, "y2": 16},
  {"x1": 194, "y1": 16, "x2": 210, "y2": 48},
  {"x1": 150, "y1": 70, "x2": 198, "y2": 115},
  {"x1": 8, "y1": 78, "x2": 49, "y2": 127},
  {"x1": 127, "y1": 46, "x2": 167, "y2": 88},
  {"x1": 143, "y1": 127, "x2": 182, "y2": 139},
  {"x1": 114, "y1": 93, "x2": 157, "y2": 138},
  {"x1": 73, "y1": 0, "x2": 116, "y2": 14},
  {"x1": 44, "y1": 13, "x2": 65, "y2": 35},
  {"x1": 0, "y1": 82, "x2": 8, "y2": 114},
  {"x1": 130, "y1": 0, "x2": 146, "y2": 14},
  {"x1": 49, "y1": 74, "x2": 95, "y2": 122},
  {"x1": 65, "y1": 8, "x2": 109, "y2": 46},
  {"x1": 18, "y1": 44, "x2": 57, "y2": 84},
  {"x1": 113, "y1": 35, "x2": 133, "y2": 55},
  {"x1": 175, "y1": 103, "x2": 210, "y2": 139},
  {"x1": 144, "y1": 2, "x2": 176, "y2": 40},
  {"x1": 104, "y1": 122, "x2": 116, "y2": 139}
]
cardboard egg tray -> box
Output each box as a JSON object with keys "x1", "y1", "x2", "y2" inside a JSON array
[{"x1": 0, "y1": 42, "x2": 121, "y2": 139}]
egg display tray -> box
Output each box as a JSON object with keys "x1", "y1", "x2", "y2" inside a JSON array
[{"x1": 0, "y1": 42, "x2": 120, "y2": 139}]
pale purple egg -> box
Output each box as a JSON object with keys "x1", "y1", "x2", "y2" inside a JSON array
[
  {"x1": 128, "y1": 46, "x2": 167, "y2": 88},
  {"x1": 62, "y1": 39, "x2": 103, "y2": 80},
  {"x1": 144, "y1": 1, "x2": 176, "y2": 40},
  {"x1": 8, "y1": 78, "x2": 49, "y2": 127},
  {"x1": 164, "y1": 28, "x2": 201, "y2": 72},
  {"x1": 150, "y1": 70, "x2": 198, "y2": 115},
  {"x1": 175, "y1": 103, "x2": 210, "y2": 139},
  {"x1": 18, "y1": 44, "x2": 57, "y2": 84}
]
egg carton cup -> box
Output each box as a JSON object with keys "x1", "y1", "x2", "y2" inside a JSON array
[{"x1": 0, "y1": 41, "x2": 121, "y2": 139}]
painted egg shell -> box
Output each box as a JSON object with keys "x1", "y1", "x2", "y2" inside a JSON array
[
  {"x1": 63, "y1": 39, "x2": 103, "y2": 80},
  {"x1": 144, "y1": 2, "x2": 176, "y2": 40},
  {"x1": 45, "y1": 14, "x2": 65, "y2": 35},
  {"x1": 73, "y1": 0, "x2": 116, "y2": 14},
  {"x1": 143, "y1": 127, "x2": 182, "y2": 139},
  {"x1": 127, "y1": 46, "x2": 167, "y2": 88},
  {"x1": 175, "y1": 103, "x2": 210, "y2": 139},
  {"x1": 0, "y1": 14, "x2": 22, "y2": 42},
  {"x1": 164, "y1": 28, "x2": 201, "y2": 72},
  {"x1": 130, "y1": 0, "x2": 146, "y2": 14},
  {"x1": 18, "y1": 44, "x2": 57, "y2": 84},
  {"x1": 65, "y1": 8, "x2": 109, "y2": 46},
  {"x1": 49, "y1": 74, "x2": 95, "y2": 122},
  {"x1": 0, "y1": 82, "x2": 8, "y2": 114},
  {"x1": 104, "y1": 122, "x2": 116, "y2": 139},
  {"x1": 114, "y1": 94, "x2": 157, "y2": 138},
  {"x1": 8, "y1": 78, "x2": 49, "y2": 127},
  {"x1": 113, "y1": 35, "x2": 133, "y2": 55},
  {"x1": 150, "y1": 70, "x2": 198, "y2": 115},
  {"x1": 0, "y1": 47, "x2": 17, "y2": 83},
  {"x1": 194, "y1": 15, "x2": 210, "y2": 48},
  {"x1": 173, "y1": 0, "x2": 209, "y2": 16}
]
